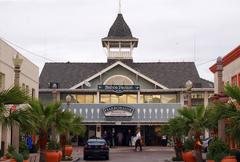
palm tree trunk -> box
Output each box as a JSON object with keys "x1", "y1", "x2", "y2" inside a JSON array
[
  {"x1": 194, "y1": 134, "x2": 203, "y2": 162},
  {"x1": 39, "y1": 130, "x2": 48, "y2": 162}
]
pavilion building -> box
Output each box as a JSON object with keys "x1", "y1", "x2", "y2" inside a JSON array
[{"x1": 39, "y1": 12, "x2": 213, "y2": 146}]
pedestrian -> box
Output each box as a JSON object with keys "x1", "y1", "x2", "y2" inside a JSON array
[
  {"x1": 135, "y1": 128, "x2": 142, "y2": 151},
  {"x1": 126, "y1": 129, "x2": 132, "y2": 146}
]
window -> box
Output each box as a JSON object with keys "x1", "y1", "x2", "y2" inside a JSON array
[
  {"x1": 104, "y1": 75, "x2": 133, "y2": 85},
  {"x1": 31, "y1": 88, "x2": 35, "y2": 99},
  {"x1": 26, "y1": 85, "x2": 29, "y2": 94},
  {"x1": 100, "y1": 94, "x2": 137, "y2": 104},
  {"x1": 231, "y1": 75, "x2": 237, "y2": 86},
  {"x1": 140, "y1": 94, "x2": 174, "y2": 103},
  {"x1": 0, "y1": 73, "x2": 5, "y2": 91},
  {"x1": 161, "y1": 94, "x2": 177, "y2": 103},
  {"x1": 76, "y1": 94, "x2": 96, "y2": 104},
  {"x1": 22, "y1": 83, "x2": 25, "y2": 90},
  {"x1": 100, "y1": 94, "x2": 110, "y2": 104}
]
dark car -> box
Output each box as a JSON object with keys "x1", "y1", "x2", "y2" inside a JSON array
[{"x1": 83, "y1": 138, "x2": 109, "y2": 160}]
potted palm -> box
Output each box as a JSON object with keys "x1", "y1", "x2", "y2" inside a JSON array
[
  {"x1": 45, "y1": 140, "x2": 61, "y2": 162},
  {"x1": 206, "y1": 137, "x2": 229, "y2": 162},
  {"x1": 178, "y1": 106, "x2": 209, "y2": 162},
  {"x1": 182, "y1": 138, "x2": 195, "y2": 162},
  {"x1": 19, "y1": 141, "x2": 29, "y2": 162},
  {"x1": 167, "y1": 117, "x2": 188, "y2": 161},
  {"x1": 5, "y1": 145, "x2": 24, "y2": 162}
]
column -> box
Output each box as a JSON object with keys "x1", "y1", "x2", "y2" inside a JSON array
[
  {"x1": 96, "y1": 91, "x2": 100, "y2": 104},
  {"x1": 137, "y1": 91, "x2": 140, "y2": 104},
  {"x1": 204, "y1": 91, "x2": 209, "y2": 108},
  {"x1": 216, "y1": 57, "x2": 225, "y2": 141},
  {"x1": 180, "y1": 92, "x2": 185, "y2": 107}
]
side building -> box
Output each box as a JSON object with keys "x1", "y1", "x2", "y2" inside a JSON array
[
  {"x1": 39, "y1": 13, "x2": 213, "y2": 146},
  {"x1": 210, "y1": 45, "x2": 240, "y2": 90},
  {"x1": 0, "y1": 38, "x2": 39, "y2": 152},
  {"x1": 210, "y1": 45, "x2": 240, "y2": 149}
]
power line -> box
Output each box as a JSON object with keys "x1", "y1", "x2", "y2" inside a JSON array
[
  {"x1": 196, "y1": 58, "x2": 216, "y2": 66},
  {"x1": 0, "y1": 36, "x2": 55, "y2": 62}
]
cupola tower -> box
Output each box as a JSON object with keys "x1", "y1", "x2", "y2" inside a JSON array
[{"x1": 102, "y1": 1, "x2": 138, "y2": 60}]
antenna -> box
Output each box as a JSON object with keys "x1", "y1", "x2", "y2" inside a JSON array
[
  {"x1": 119, "y1": 0, "x2": 122, "y2": 13},
  {"x1": 193, "y1": 34, "x2": 196, "y2": 62}
]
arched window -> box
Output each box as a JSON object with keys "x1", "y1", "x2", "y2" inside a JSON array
[{"x1": 104, "y1": 75, "x2": 134, "y2": 85}]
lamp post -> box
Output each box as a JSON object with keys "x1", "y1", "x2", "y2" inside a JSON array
[
  {"x1": 66, "y1": 95, "x2": 72, "y2": 112},
  {"x1": 12, "y1": 53, "x2": 23, "y2": 87},
  {"x1": 11, "y1": 54, "x2": 23, "y2": 153},
  {"x1": 185, "y1": 80, "x2": 193, "y2": 108},
  {"x1": 52, "y1": 83, "x2": 58, "y2": 103}
]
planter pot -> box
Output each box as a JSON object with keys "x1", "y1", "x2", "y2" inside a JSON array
[
  {"x1": 64, "y1": 146, "x2": 73, "y2": 157},
  {"x1": 45, "y1": 151, "x2": 60, "y2": 162},
  {"x1": 207, "y1": 160, "x2": 215, "y2": 162},
  {"x1": 221, "y1": 156, "x2": 237, "y2": 162},
  {"x1": 58, "y1": 151, "x2": 63, "y2": 162},
  {"x1": 9, "y1": 160, "x2": 16, "y2": 162},
  {"x1": 23, "y1": 160, "x2": 29, "y2": 162},
  {"x1": 29, "y1": 153, "x2": 40, "y2": 162},
  {"x1": 182, "y1": 151, "x2": 196, "y2": 162}
]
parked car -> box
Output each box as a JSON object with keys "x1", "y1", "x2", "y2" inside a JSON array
[
  {"x1": 202, "y1": 137, "x2": 213, "y2": 152},
  {"x1": 83, "y1": 138, "x2": 109, "y2": 160}
]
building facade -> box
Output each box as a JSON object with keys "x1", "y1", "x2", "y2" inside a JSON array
[
  {"x1": 210, "y1": 45, "x2": 240, "y2": 91},
  {"x1": 39, "y1": 13, "x2": 213, "y2": 146},
  {"x1": 0, "y1": 38, "x2": 39, "y2": 151},
  {"x1": 210, "y1": 45, "x2": 240, "y2": 149},
  {"x1": 0, "y1": 39, "x2": 39, "y2": 97}
]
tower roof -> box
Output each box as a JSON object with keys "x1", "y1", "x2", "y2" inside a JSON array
[
  {"x1": 107, "y1": 13, "x2": 133, "y2": 39},
  {"x1": 102, "y1": 13, "x2": 138, "y2": 48}
]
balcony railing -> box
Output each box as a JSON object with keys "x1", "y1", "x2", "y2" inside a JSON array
[{"x1": 61, "y1": 103, "x2": 181, "y2": 123}]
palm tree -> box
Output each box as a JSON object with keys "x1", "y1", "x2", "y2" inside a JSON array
[
  {"x1": 0, "y1": 86, "x2": 30, "y2": 152},
  {"x1": 216, "y1": 84, "x2": 240, "y2": 146},
  {"x1": 178, "y1": 106, "x2": 209, "y2": 162},
  {"x1": 167, "y1": 116, "x2": 189, "y2": 159},
  {"x1": 28, "y1": 100, "x2": 85, "y2": 161},
  {"x1": 0, "y1": 86, "x2": 29, "y2": 105}
]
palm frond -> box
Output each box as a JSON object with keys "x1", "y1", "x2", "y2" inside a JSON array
[{"x1": 0, "y1": 86, "x2": 29, "y2": 104}]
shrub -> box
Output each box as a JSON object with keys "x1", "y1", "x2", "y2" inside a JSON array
[
  {"x1": 207, "y1": 137, "x2": 229, "y2": 162},
  {"x1": 183, "y1": 138, "x2": 194, "y2": 151}
]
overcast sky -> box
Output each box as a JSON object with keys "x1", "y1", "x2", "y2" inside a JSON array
[{"x1": 0, "y1": 0, "x2": 239, "y2": 81}]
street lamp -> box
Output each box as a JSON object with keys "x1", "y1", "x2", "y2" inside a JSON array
[
  {"x1": 185, "y1": 80, "x2": 193, "y2": 108},
  {"x1": 66, "y1": 95, "x2": 72, "y2": 112},
  {"x1": 12, "y1": 54, "x2": 23, "y2": 87}
]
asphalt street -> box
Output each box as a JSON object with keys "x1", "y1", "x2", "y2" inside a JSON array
[{"x1": 73, "y1": 147, "x2": 174, "y2": 162}]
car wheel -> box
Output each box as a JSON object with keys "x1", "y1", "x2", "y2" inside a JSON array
[
  {"x1": 105, "y1": 155, "x2": 109, "y2": 160},
  {"x1": 83, "y1": 155, "x2": 88, "y2": 160}
]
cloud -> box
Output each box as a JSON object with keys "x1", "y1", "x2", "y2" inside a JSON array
[{"x1": 0, "y1": 0, "x2": 239, "y2": 82}]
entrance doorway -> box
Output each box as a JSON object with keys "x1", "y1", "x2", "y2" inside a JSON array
[{"x1": 102, "y1": 125, "x2": 136, "y2": 146}]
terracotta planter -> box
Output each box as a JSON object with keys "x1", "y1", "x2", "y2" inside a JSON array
[
  {"x1": 9, "y1": 159, "x2": 16, "y2": 162},
  {"x1": 58, "y1": 151, "x2": 63, "y2": 162},
  {"x1": 64, "y1": 145, "x2": 73, "y2": 156},
  {"x1": 182, "y1": 151, "x2": 196, "y2": 162},
  {"x1": 221, "y1": 156, "x2": 237, "y2": 162},
  {"x1": 23, "y1": 160, "x2": 29, "y2": 162},
  {"x1": 45, "y1": 151, "x2": 59, "y2": 162},
  {"x1": 207, "y1": 160, "x2": 215, "y2": 162}
]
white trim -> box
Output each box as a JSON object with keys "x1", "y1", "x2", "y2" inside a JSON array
[
  {"x1": 103, "y1": 75, "x2": 134, "y2": 85},
  {"x1": 70, "y1": 61, "x2": 168, "y2": 89}
]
